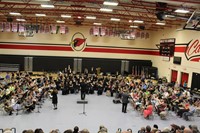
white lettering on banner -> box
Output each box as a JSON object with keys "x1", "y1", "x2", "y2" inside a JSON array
[{"x1": 185, "y1": 39, "x2": 200, "y2": 62}]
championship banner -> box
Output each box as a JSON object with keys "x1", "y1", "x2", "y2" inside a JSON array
[
  {"x1": 105, "y1": 28, "x2": 108, "y2": 36},
  {"x1": 130, "y1": 31, "x2": 136, "y2": 38},
  {"x1": 12, "y1": 23, "x2": 18, "y2": 32},
  {"x1": 136, "y1": 32, "x2": 140, "y2": 38},
  {"x1": 93, "y1": 26, "x2": 99, "y2": 36},
  {"x1": 89, "y1": 27, "x2": 93, "y2": 35},
  {"x1": 145, "y1": 32, "x2": 149, "y2": 39},
  {"x1": 5, "y1": 22, "x2": 11, "y2": 32},
  {"x1": 65, "y1": 27, "x2": 69, "y2": 34},
  {"x1": 51, "y1": 25, "x2": 57, "y2": 34},
  {"x1": 100, "y1": 27, "x2": 106, "y2": 36},
  {"x1": 19, "y1": 24, "x2": 25, "y2": 32},
  {"x1": 0, "y1": 22, "x2": 3, "y2": 32},
  {"x1": 44, "y1": 25, "x2": 50, "y2": 33},
  {"x1": 40, "y1": 24, "x2": 44, "y2": 33},
  {"x1": 60, "y1": 25, "x2": 66, "y2": 34},
  {"x1": 141, "y1": 32, "x2": 145, "y2": 39},
  {"x1": 108, "y1": 29, "x2": 113, "y2": 36}
]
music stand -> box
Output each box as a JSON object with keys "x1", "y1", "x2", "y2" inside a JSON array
[{"x1": 77, "y1": 100, "x2": 88, "y2": 116}]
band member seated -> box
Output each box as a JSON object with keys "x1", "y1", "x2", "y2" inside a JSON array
[
  {"x1": 182, "y1": 103, "x2": 196, "y2": 121},
  {"x1": 4, "y1": 102, "x2": 14, "y2": 115},
  {"x1": 176, "y1": 101, "x2": 190, "y2": 118},
  {"x1": 143, "y1": 101, "x2": 153, "y2": 119},
  {"x1": 24, "y1": 96, "x2": 36, "y2": 112},
  {"x1": 156, "y1": 99, "x2": 167, "y2": 116}
]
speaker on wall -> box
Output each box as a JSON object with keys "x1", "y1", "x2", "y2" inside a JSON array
[{"x1": 139, "y1": 26, "x2": 145, "y2": 30}]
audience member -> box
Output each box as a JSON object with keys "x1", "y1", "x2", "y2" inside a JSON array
[
  {"x1": 80, "y1": 128, "x2": 89, "y2": 133},
  {"x1": 145, "y1": 125, "x2": 151, "y2": 133},
  {"x1": 63, "y1": 129, "x2": 73, "y2": 133},
  {"x1": 34, "y1": 128, "x2": 44, "y2": 133},
  {"x1": 73, "y1": 126, "x2": 79, "y2": 133},
  {"x1": 183, "y1": 128, "x2": 192, "y2": 133}
]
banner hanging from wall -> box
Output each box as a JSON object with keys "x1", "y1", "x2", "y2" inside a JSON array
[
  {"x1": 19, "y1": 24, "x2": 25, "y2": 32},
  {"x1": 100, "y1": 27, "x2": 106, "y2": 36},
  {"x1": 44, "y1": 25, "x2": 50, "y2": 33},
  {"x1": 60, "y1": 25, "x2": 66, "y2": 34},
  {"x1": 93, "y1": 26, "x2": 99, "y2": 36},
  {"x1": 51, "y1": 25, "x2": 57, "y2": 34},
  {"x1": 40, "y1": 24, "x2": 44, "y2": 33},
  {"x1": 5, "y1": 22, "x2": 11, "y2": 32},
  {"x1": 12, "y1": 23, "x2": 18, "y2": 32}
]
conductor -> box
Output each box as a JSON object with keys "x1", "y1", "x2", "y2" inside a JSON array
[
  {"x1": 80, "y1": 79, "x2": 86, "y2": 100},
  {"x1": 121, "y1": 89, "x2": 130, "y2": 113},
  {"x1": 52, "y1": 88, "x2": 58, "y2": 110}
]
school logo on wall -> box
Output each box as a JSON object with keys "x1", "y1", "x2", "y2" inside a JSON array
[
  {"x1": 185, "y1": 39, "x2": 200, "y2": 62},
  {"x1": 70, "y1": 32, "x2": 87, "y2": 51}
]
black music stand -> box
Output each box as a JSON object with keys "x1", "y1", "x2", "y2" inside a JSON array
[{"x1": 77, "y1": 100, "x2": 88, "y2": 116}]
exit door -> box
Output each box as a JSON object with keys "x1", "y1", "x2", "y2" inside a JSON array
[
  {"x1": 171, "y1": 70, "x2": 178, "y2": 82},
  {"x1": 181, "y1": 72, "x2": 189, "y2": 86}
]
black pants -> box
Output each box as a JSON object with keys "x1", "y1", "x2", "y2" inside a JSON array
[
  {"x1": 122, "y1": 103, "x2": 128, "y2": 113},
  {"x1": 81, "y1": 92, "x2": 85, "y2": 100}
]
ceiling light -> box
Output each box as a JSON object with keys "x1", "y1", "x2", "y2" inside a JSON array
[
  {"x1": 9, "y1": 12, "x2": 21, "y2": 15},
  {"x1": 103, "y1": 1, "x2": 118, "y2": 6},
  {"x1": 130, "y1": 25, "x2": 138, "y2": 28},
  {"x1": 56, "y1": 20, "x2": 65, "y2": 23},
  {"x1": 156, "y1": 22, "x2": 165, "y2": 25},
  {"x1": 61, "y1": 15, "x2": 71, "y2": 18},
  {"x1": 78, "y1": 16, "x2": 82, "y2": 19},
  {"x1": 165, "y1": 14, "x2": 175, "y2": 18},
  {"x1": 133, "y1": 20, "x2": 144, "y2": 23},
  {"x1": 111, "y1": 18, "x2": 120, "y2": 21},
  {"x1": 100, "y1": 8, "x2": 113, "y2": 12},
  {"x1": 93, "y1": 23, "x2": 102, "y2": 25},
  {"x1": 41, "y1": 4, "x2": 54, "y2": 8},
  {"x1": 35, "y1": 14, "x2": 46, "y2": 16},
  {"x1": 86, "y1": 16, "x2": 96, "y2": 19},
  {"x1": 129, "y1": 20, "x2": 132, "y2": 23},
  {"x1": 16, "y1": 19, "x2": 26, "y2": 21},
  {"x1": 175, "y1": 9, "x2": 189, "y2": 13}
]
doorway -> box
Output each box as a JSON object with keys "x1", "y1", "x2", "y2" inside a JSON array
[
  {"x1": 181, "y1": 72, "x2": 189, "y2": 87},
  {"x1": 171, "y1": 70, "x2": 178, "y2": 83}
]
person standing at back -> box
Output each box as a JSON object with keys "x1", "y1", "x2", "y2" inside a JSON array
[
  {"x1": 121, "y1": 89, "x2": 130, "y2": 113},
  {"x1": 52, "y1": 88, "x2": 58, "y2": 110}
]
